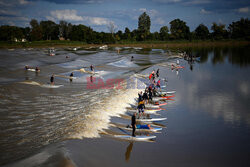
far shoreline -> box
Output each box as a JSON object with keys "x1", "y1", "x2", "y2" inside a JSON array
[{"x1": 0, "y1": 40, "x2": 249, "y2": 49}]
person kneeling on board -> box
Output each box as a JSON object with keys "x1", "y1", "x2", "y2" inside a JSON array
[{"x1": 131, "y1": 112, "x2": 136, "y2": 137}]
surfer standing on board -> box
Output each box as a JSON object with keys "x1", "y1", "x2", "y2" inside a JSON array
[
  {"x1": 131, "y1": 112, "x2": 136, "y2": 137},
  {"x1": 70, "y1": 72, "x2": 74, "y2": 82},
  {"x1": 90, "y1": 64, "x2": 94, "y2": 72},
  {"x1": 50, "y1": 74, "x2": 54, "y2": 85}
]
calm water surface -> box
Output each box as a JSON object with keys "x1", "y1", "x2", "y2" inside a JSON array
[{"x1": 0, "y1": 46, "x2": 249, "y2": 167}]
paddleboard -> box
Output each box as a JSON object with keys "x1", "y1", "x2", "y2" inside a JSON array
[
  {"x1": 137, "y1": 117, "x2": 167, "y2": 122},
  {"x1": 40, "y1": 84, "x2": 64, "y2": 88},
  {"x1": 160, "y1": 91, "x2": 176, "y2": 94},
  {"x1": 127, "y1": 109, "x2": 160, "y2": 115},
  {"x1": 114, "y1": 135, "x2": 156, "y2": 141},
  {"x1": 122, "y1": 126, "x2": 162, "y2": 133}
]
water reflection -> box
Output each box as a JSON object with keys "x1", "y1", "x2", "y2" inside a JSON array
[
  {"x1": 185, "y1": 46, "x2": 250, "y2": 68},
  {"x1": 181, "y1": 47, "x2": 250, "y2": 127},
  {"x1": 125, "y1": 142, "x2": 134, "y2": 162}
]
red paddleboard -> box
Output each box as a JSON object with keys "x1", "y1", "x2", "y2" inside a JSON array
[
  {"x1": 176, "y1": 66, "x2": 184, "y2": 69},
  {"x1": 159, "y1": 102, "x2": 167, "y2": 106},
  {"x1": 162, "y1": 95, "x2": 175, "y2": 99}
]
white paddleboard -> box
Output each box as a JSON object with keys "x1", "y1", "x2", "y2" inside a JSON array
[
  {"x1": 40, "y1": 84, "x2": 64, "y2": 88},
  {"x1": 137, "y1": 117, "x2": 167, "y2": 122},
  {"x1": 127, "y1": 109, "x2": 160, "y2": 115},
  {"x1": 160, "y1": 91, "x2": 176, "y2": 94},
  {"x1": 27, "y1": 69, "x2": 36, "y2": 72},
  {"x1": 114, "y1": 135, "x2": 156, "y2": 141}
]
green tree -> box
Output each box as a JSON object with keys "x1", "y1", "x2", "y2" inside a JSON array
[
  {"x1": 40, "y1": 20, "x2": 58, "y2": 40},
  {"x1": 138, "y1": 12, "x2": 151, "y2": 41},
  {"x1": 228, "y1": 18, "x2": 250, "y2": 40},
  {"x1": 159, "y1": 26, "x2": 169, "y2": 41},
  {"x1": 124, "y1": 27, "x2": 131, "y2": 40},
  {"x1": 30, "y1": 19, "x2": 42, "y2": 41},
  {"x1": 194, "y1": 24, "x2": 210, "y2": 40},
  {"x1": 169, "y1": 19, "x2": 190, "y2": 40},
  {"x1": 211, "y1": 23, "x2": 228, "y2": 40}
]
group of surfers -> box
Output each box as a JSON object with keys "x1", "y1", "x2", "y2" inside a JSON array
[
  {"x1": 131, "y1": 69, "x2": 163, "y2": 137},
  {"x1": 25, "y1": 64, "x2": 95, "y2": 85}
]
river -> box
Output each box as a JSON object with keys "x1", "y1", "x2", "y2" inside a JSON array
[{"x1": 0, "y1": 46, "x2": 249, "y2": 167}]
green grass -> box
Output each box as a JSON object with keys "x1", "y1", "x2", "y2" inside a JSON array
[{"x1": 0, "y1": 40, "x2": 249, "y2": 49}]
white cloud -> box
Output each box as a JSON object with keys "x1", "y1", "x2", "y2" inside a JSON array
[
  {"x1": 139, "y1": 8, "x2": 147, "y2": 12},
  {"x1": 200, "y1": 9, "x2": 211, "y2": 14},
  {"x1": 238, "y1": 7, "x2": 249, "y2": 13},
  {"x1": 155, "y1": 17, "x2": 165, "y2": 25},
  {"x1": 86, "y1": 16, "x2": 109, "y2": 25},
  {"x1": 49, "y1": 9, "x2": 84, "y2": 21},
  {"x1": 0, "y1": 9, "x2": 17, "y2": 15},
  {"x1": 149, "y1": 9, "x2": 159, "y2": 17},
  {"x1": 46, "y1": 9, "x2": 111, "y2": 26}
]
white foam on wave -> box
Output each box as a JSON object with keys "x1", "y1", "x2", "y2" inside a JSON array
[
  {"x1": 108, "y1": 58, "x2": 138, "y2": 68},
  {"x1": 57, "y1": 59, "x2": 90, "y2": 69},
  {"x1": 70, "y1": 77, "x2": 146, "y2": 139}
]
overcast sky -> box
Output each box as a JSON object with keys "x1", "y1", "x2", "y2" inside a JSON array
[{"x1": 0, "y1": 0, "x2": 249, "y2": 32}]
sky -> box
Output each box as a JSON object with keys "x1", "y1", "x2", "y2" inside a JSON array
[{"x1": 0, "y1": 0, "x2": 249, "y2": 32}]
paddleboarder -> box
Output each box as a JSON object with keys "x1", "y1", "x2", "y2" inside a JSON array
[{"x1": 131, "y1": 112, "x2": 136, "y2": 137}]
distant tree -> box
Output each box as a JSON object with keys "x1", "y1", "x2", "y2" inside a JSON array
[
  {"x1": 124, "y1": 27, "x2": 131, "y2": 40},
  {"x1": 40, "y1": 20, "x2": 58, "y2": 40},
  {"x1": 194, "y1": 24, "x2": 210, "y2": 40},
  {"x1": 22, "y1": 27, "x2": 31, "y2": 41},
  {"x1": 228, "y1": 18, "x2": 250, "y2": 40},
  {"x1": 159, "y1": 26, "x2": 169, "y2": 41},
  {"x1": 116, "y1": 30, "x2": 123, "y2": 41},
  {"x1": 152, "y1": 31, "x2": 160, "y2": 40},
  {"x1": 169, "y1": 19, "x2": 190, "y2": 40},
  {"x1": 0, "y1": 26, "x2": 24, "y2": 41},
  {"x1": 107, "y1": 22, "x2": 116, "y2": 37},
  {"x1": 131, "y1": 29, "x2": 138, "y2": 41},
  {"x1": 30, "y1": 19, "x2": 42, "y2": 41},
  {"x1": 59, "y1": 20, "x2": 68, "y2": 39},
  {"x1": 138, "y1": 12, "x2": 151, "y2": 41},
  {"x1": 211, "y1": 23, "x2": 228, "y2": 40}
]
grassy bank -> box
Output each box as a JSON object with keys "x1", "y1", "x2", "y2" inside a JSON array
[{"x1": 0, "y1": 40, "x2": 249, "y2": 49}]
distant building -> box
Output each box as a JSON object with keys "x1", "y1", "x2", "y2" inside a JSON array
[
  {"x1": 59, "y1": 37, "x2": 65, "y2": 41},
  {"x1": 14, "y1": 38, "x2": 27, "y2": 42}
]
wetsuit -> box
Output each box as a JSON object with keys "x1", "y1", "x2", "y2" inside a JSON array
[
  {"x1": 70, "y1": 73, "x2": 73, "y2": 82},
  {"x1": 138, "y1": 93, "x2": 143, "y2": 102},
  {"x1": 131, "y1": 114, "x2": 136, "y2": 137},
  {"x1": 90, "y1": 65, "x2": 94, "y2": 71},
  {"x1": 50, "y1": 76, "x2": 54, "y2": 84},
  {"x1": 142, "y1": 92, "x2": 148, "y2": 101},
  {"x1": 138, "y1": 101, "x2": 145, "y2": 113},
  {"x1": 148, "y1": 87, "x2": 153, "y2": 101},
  {"x1": 156, "y1": 69, "x2": 159, "y2": 78},
  {"x1": 156, "y1": 80, "x2": 161, "y2": 89}
]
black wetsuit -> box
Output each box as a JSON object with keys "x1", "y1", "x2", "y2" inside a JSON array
[
  {"x1": 70, "y1": 73, "x2": 73, "y2": 82},
  {"x1": 131, "y1": 114, "x2": 136, "y2": 137},
  {"x1": 50, "y1": 76, "x2": 54, "y2": 83},
  {"x1": 156, "y1": 69, "x2": 159, "y2": 78},
  {"x1": 90, "y1": 65, "x2": 94, "y2": 71},
  {"x1": 142, "y1": 92, "x2": 148, "y2": 100},
  {"x1": 138, "y1": 93, "x2": 143, "y2": 102}
]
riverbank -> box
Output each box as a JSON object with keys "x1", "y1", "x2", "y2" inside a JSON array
[{"x1": 0, "y1": 40, "x2": 249, "y2": 49}]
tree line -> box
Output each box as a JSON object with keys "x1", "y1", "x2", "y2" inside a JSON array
[{"x1": 0, "y1": 12, "x2": 249, "y2": 43}]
